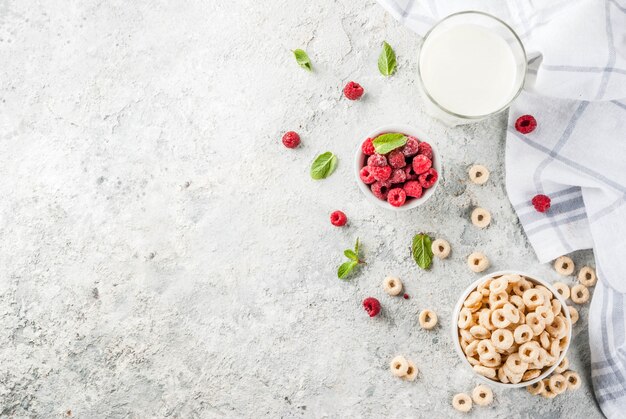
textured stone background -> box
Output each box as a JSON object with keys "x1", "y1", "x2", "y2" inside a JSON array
[{"x1": 0, "y1": 0, "x2": 603, "y2": 417}]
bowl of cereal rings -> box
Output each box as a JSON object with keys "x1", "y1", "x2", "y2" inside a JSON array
[{"x1": 452, "y1": 270, "x2": 572, "y2": 389}]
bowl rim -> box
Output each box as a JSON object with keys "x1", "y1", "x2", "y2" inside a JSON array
[
  {"x1": 450, "y1": 269, "x2": 572, "y2": 389},
  {"x1": 354, "y1": 124, "x2": 441, "y2": 211}
]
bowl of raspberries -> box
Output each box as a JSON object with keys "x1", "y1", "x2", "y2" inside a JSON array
[{"x1": 355, "y1": 125, "x2": 441, "y2": 210}]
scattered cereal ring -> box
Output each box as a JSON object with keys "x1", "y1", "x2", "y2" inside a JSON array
[
  {"x1": 473, "y1": 365, "x2": 497, "y2": 379},
  {"x1": 519, "y1": 341, "x2": 540, "y2": 363},
  {"x1": 383, "y1": 276, "x2": 403, "y2": 296},
  {"x1": 527, "y1": 380, "x2": 544, "y2": 395},
  {"x1": 555, "y1": 356, "x2": 569, "y2": 374},
  {"x1": 491, "y1": 329, "x2": 514, "y2": 351},
  {"x1": 419, "y1": 309, "x2": 438, "y2": 330},
  {"x1": 471, "y1": 208, "x2": 491, "y2": 228},
  {"x1": 390, "y1": 355, "x2": 409, "y2": 377},
  {"x1": 549, "y1": 373, "x2": 567, "y2": 394},
  {"x1": 541, "y1": 378, "x2": 557, "y2": 399},
  {"x1": 523, "y1": 369, "x2": 541, "y2": 381},
  {"x1": 554, "y1": 256, "x2": 575, "y2": 276},
  {"x1": 432, "y1": 238, "x2": 451, "y2": 259},
  {"x1": 452, "y1": 393, "x2": 473, "y2": 412},
  {"x1": 403, "y1": 360, "x2": 418, "y2": 381},
  {"x1": 552, "y1": 282, "x2": 570, "y2": 301},
  {"x1": 471, "y1": 385, "x2": 493, "y2": 406},
  {"x1": 468, "y1": 164, "x2": 490, "y2": 185},
  {"x1": 514, "y1": 324, "x2": 533, "y2": 344},
  {"x1": 564, "y1": 370, "x2": 581, "y2": 390},
  {"x1": 571, "y1": 284, "x2": 590, "y2": 304},
  {"x1": 578, "y1": 266, "x2": 597, "y2": 287},
  {"x1": 467, "y1": 252, "x2": 490, "y2": 273},
  {"x1": 568, "y1": 306, "x2": 579, "y2": 325}
]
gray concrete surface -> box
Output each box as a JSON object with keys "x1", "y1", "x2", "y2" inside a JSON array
[{"x1": 0, "y1": 0, "x2": 603, "y2": 417}]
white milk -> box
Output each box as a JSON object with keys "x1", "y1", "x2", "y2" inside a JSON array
[{"x1": 419, "y1": 24, "x2": 519, "y2": 117}]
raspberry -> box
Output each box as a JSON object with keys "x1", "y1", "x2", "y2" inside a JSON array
[
  {"x1": 417, "y1": 142, "x2": 433, "y2": 159},
  {"x1": 362, "y1": 297, "x2": 381, "y2": 317},
  {"x1": 515, "y1": 115, "x2": 537, "y2": 134},
  {"x1": 402, "y1": 136, "x2": 420, "y2": 157},
  {"x1": 372, "y1": 165, "x2": 392, "y2": 182},
  {"x1": 371, "y1": 181, "x2": 390, "y2": 200},
  {"x1": 531, "y1": 194, "x2": 551, "y2": 212},
  {"x1": 389, "y1": 168, "x2": 407, "y2": 184},
  {"x1": 330, "y1": 210, "x2": 347, "y2": 226},
  {"x1": 404, "y1": 165, "x2": 418, "y2": 180},
  {"x1": 367, "y1": 154, "x2": 387, "y2": 167},
  {"x1": 403, "y1": 180, "x2": 423, "y2": 198},
  {"x1": 418, "y1": 168, "x2": 438, "y2": 189},
  {"x1": 388, "y1": 150, "x2": 406, "y2": 169},
  {"x1": 387, "y1": 188, "x2": 406, "y2": 207},
  {"x1": 361, "y1": 138, "x2": 375, "y2": 155},
  {"x1": 343, "y1": 81, "x2": 364, "y2": 100},
  {"x1": 403, "y1": 293, "x2": 409, "y2": 300},
  {"x1": 412, "y1": 154, "x2": 432, "y2": 175},
  {"x1": 359, "y1": 166, "x2": 376, "y2": 184},
  {"x1": 282, "y1": 131, "x2": 300, "y2": 148}
]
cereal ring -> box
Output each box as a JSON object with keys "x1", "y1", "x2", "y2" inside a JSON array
[
  {"x1": 452, "y1": 393, "x2": 472, "y2": 412},
  {"x1": 464, "y1": 291, "x2": 483, "y2": 308},
  {"x1": 514, "y1": 324, "x2": 534, "y2": 344},
  {"x1": 509, "y1": 295, "x2": 525, "y2": 313},
  {"x1": 489, "y1": 277, "x2": 509, "y2": 294},
  {"x1": 571, "y1": 284, "x2": 590, "y2": 304},
  {"x1": 564, "y1": 370, "x2": 581, "y2": 390},
  {"x1": 468, "y1": 252, "x2": 490, "y2": 273},
  {"x1": 477, "y1": 339, "x2": 496, "y2": 358},
  {"x1": 578, "y1": 266, "x2": 597, "y2": 287},
  {"x1": 498, "y1": 366, "x2": 509, "y2": 383},
  {"x1": 390, "y1": 355, "x2": 409, "y2": 377},
  {"x1": 549, "y1": 374, "x2": 567, "y2": 394},
  {"x1": 541, "y1": 378, "x2": 557, "y2": 399},
  {"x1": 471, "y1": 207, "x2": 491, "y2": 228},
  {"x1": 432, "y1": 238, "x2": 451, "y2": 259},
  {"x1": 419, "y1": 309, "x2": 438, "y2": 330},
  {"x1": 535, "y1": 285, "x2": 554, "y2": 301},
  {"x1": 491, "y1": 309, "x2": 511, "y2": 329},
  {"x1": 468, "y1": 164, "x2": 490, "y2": 185},
  {"x1": 513, "y1": 279, "x2": 532, "y2": 297},
  {"x1": 470, "y1": 325, "x2": 491, "y2": 339},
  {"x1": 467, "y1": 302, "x2": 482, "y2": 313},
  {"x1": 505, "y1": 353, "x2": 528, "y2": 375},
  {"x1": 481, "y1": 353, "x2": 502, "y2": 368},
  {"x1": 491, "y1": 329, "x2": 514, "y2": 351},
  {"x1": 403, "y1": 360, "x2": 418, "y2": 381},
  {"x1": 383, "y1": 276, "x2": 403, "y2": 296},
  {"x1": 467, "y1": 355, "x2": 481, "y2": 366},
  {"x1": 465, "y1": 340, "x2": 479, "y2": 357},
  {"x1": 552, "y1": 282, "x2": 570, "y2": 300},
  {"x1": 501, "y1": 273, "x2": 523, "y2": 284},
  {"x1": 489, "y1": 291, "x2": 509, "y2": 309},
  {"x1": 554, "y1": 256, "x2": 575, "y2": 276},
  {"x1": 473, "y1": 365, "x2": 497, "y2": 379},
  {"x1": 555, "y1": 356, "x2": 569, "y2": 374},
  {"x1": 568, "y1": 306, "x2": 579, "y2": 325},
  {"x1": 460, "y1": 339, "x2": 469, "y2": 352},
  {"x1": 502, "y1": 303, "x2": 521, "y2": 323},
  {"x1": 478, "y1": 309, "x2": 495, "y2": 331},
  {"x1": 459, "y1": 328, "x2": 473, "y2": 342},
  {"x1": 536, "y1": 348, "x2": 555, "y2": 368},
  {"x1": 522, "y1": 369, "x2": 541, "y2": 382},
  {"x1": 535, "y1": 305, "x2": 554, "y2": 326},
  {"x1": 539, "y1": 331, "x2": 550, "y2": 350},
  {"x1": 458, "y1": 307, "x2": 475, "y2": 329},
  {"x1": 526, "y1": 313, "x2": 546, "y2": 335},
  {"x1": 504, "y1": 367, "x2": 524, "y2": 384},
  {"x1": 551, "y1": 299, "x2": 562, "y2": 317},
  {"x1": 559, "y1": 334, "x2": 570, "y2": 351},
  {"x1": 523, "y1": 289, "x2": 545, "y2": 310},
  {"x1": 527, "y1": 380, "x2": 544, "y2": 395},
  {"x1": 471, "y1": 385, "x2": 493, "y2": 406},
  {"x1": 477, "y1": 278, "x2": 493, "y2": 296},
  {"x1": 546, "y1": 316, "x2": 567, "y2": 339},
  {"x1": 519, "y1": 341, "x2": 540, "y2": 363}
]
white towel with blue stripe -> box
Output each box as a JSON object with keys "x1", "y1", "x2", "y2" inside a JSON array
[{"x1": 376, "y1": 0, "x2": 626, "y2": 417}]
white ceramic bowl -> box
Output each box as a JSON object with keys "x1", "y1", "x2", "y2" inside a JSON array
[
  {"x1": 354, "y1": 124, "x2": 441, "y2": 211},
  {"x1": 451, "y1": 270, "x2": 572, "y2": 389}
]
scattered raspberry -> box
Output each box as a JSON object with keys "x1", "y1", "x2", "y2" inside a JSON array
[
  {"x1": 387, "y1": 188, "x2": 406, "y2": 207},
  {"x1": 403, "y1": 180, "x2": 423, "y2": 198},
  {"x1": 281, "y1": 131, "x2": 300, "y2": 148},
  {"x1": 372, "y1": 165, "x2": 392, "y2": 182},
  {"x1": 388, "y1": 150, "x2": 406, "y2": 169},
  {"x1": 359, "y1": 166, "x2": 376, "y2": 184},
  {"x1": 417, "y1": 142, "x2": 433, "y2": 159},
  {"x1": 412, "y1": 154, "x2": 432, "y2": 175},
  {"x1": 515, "y1": 115, "x2": 537, "y2": 134},
  {"x1": 361, "y1": 138, "x2": 375, "y2": 155},
  {"x1": 367, "y1": 154, "x2": 387, "y2": 167},
  {"x1": 343, "y1": 81, "x2": 364, "y2": 100},
  {"x1": 330, "y1": 210, "x2": 347, "y2": 226},
  {"x1": 363, "y1": 297, "x2": 381, "y2": 317},
  {"x1": 402, "y1": 136, "x2": 420, "y2": 157},
  {"x1": 418, "y1": 168, "x2": 438, "y2": 189},
  {"x1": 403, "y1": 293, "x2": 409, "y2": 300},
  {"x1": 389, "y1": 168, "x2": 407, "y2": 184},
  {"x1": 404, "y1": 165, "x2": 418, "y2": 180},
  {"x1": 532, "y1": 194, "x2": 551, "y2": 212},
  {"x1": 371, "y1": 181, "x2": 390, "y2": 200}
]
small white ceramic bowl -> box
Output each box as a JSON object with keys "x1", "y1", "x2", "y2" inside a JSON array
[
  {"x1": 354, "y1": 124, "x2": 441, "y2": 211},
  {"x1": 451, "y1": 270, "x2": 572, "y2": 389}
]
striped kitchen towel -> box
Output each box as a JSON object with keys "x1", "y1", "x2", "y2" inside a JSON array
[{"x1": 376, "y1": 0, "x2": 626, "y2": 417}]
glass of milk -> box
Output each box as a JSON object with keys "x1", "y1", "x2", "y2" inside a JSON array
[{"x1": 418, "y1": 11, "x2": 527, "y2": 125}]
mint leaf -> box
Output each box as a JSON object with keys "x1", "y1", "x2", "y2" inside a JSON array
[
  {"x1": 378, "y1": 41, "x2": 397, "y2": 76},
  {"x1": 344, "y1": 249, "x2": 358, "y2": 261},
  {"x1": 310, "y1": 152, "x2": 338, "y2": 180},
  {"x1": 372, "y1": 133, "x2": 407, "y2": 154},
  {"x1": 338, "y1": 261, "x2": 358, "y2": 279},
  {"x1": 412, "y1": 233, "x2": 433, "y2": 269},
  {"x1": 293, "y1": 49, "x2": 312, "y2": 71}
]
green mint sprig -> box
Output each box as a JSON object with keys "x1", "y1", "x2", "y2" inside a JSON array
[
  {"x1": 310, "y1": 151, "x2": 338, "y2": 180},
  {"x1": 372, "y1": 133, "x2": 407, "y2": 154},
  {"x1": 293, "y1": 49, "x2": 312, "y2": 71},
  {"x1": 378, "y1": 41, "x2": 397, "y2": 76},
  {"x1": 338, "y1": 238, "x2": 365, "y2": 279},
  {"x1": 412, "y1": 233, "x2": 433, "y2": 270}
]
